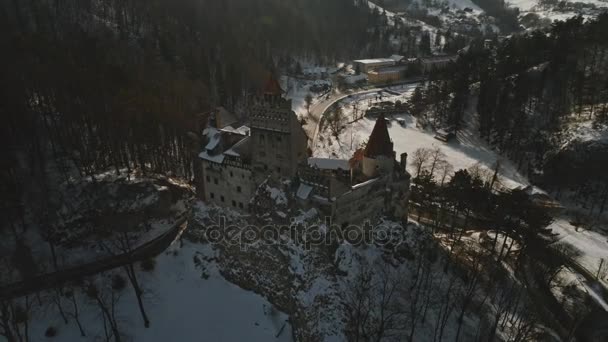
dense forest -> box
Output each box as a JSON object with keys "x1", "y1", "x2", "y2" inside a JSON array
[{"x1": 0, "y1": 0, "x2": 388, "y2": 236}]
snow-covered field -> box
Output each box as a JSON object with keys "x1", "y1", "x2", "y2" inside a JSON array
[
  {"x1": 314, "y1": 84, "x2": 528, "y2": 189},
  {"x1": 24, "y1": 242, "x2": 292, "y2": 342},
  {"x1": 550, "y1": 219, "x2": 608, "y2": 282}
]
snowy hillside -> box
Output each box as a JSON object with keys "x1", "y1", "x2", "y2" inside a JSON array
[
  {"x1": 23, "y1": 242, "x2": 292, "y2": 342},
  {"x1": 510, "y1": 0, "x2": 608, "y2": 22},
  {"x1": 415, "y1": 0, "x2": 482, "y2": 11},
  {"x1": 509, "y1": 0, "x2": 607, "y2": 11}
]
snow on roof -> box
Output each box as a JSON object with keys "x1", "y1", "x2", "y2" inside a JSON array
[
  {"x1": 198, "y1": 151, "x2": 225, "y2": 164},
  {"x1": 224, "y1": 149, "x2": 240, "y2": 157},
  {"x1": 224, "y1": 136, "x2": 251, "y2": 157},
  {"x1": 308, "y1": 158, "x2": 350, "y2": 171},
  {"x1": 221, "y1": 125, "x2": 250, "y2": 136},
  {"x1": 296, "y1": 183, "x2": 313, "y2": 200},
  {"x1": 203, "y1": 127, "x2": 221, "y2": 151},
  {"x1": 353, "y1": 58, "x2": 396, "y2": 65},
  {"x1": 352, "y1": 177, "x2": 380, "y2": 190},
  {"x1": 389, "y1": 54, "x2": 404, "y2": 61},
  {"x1": 205, "y1": 134, "x2": 221, "y2": 151}
]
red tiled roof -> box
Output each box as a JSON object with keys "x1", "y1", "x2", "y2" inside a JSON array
[
  {"x1": 263, "y1": 75, "x2": 283, "y2": 95},
  {"x1": 364, "y1": 115, "x2": 393, "y2": 158}
]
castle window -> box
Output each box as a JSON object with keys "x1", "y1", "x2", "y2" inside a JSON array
[
  {"x1": 264, "y1": 165, "x2": 268, "y2": 171},
  {"x1": 239, "y1": 202, "x2": 244, "y2": 209},
  {"x1": 220, "y1": 196, "x2": 225, "y2": 203},
  {"x1": 214, "y1": 178, "x2": 218, "y2": 185},
  {"x1": 230, "y1": 171, "x2": 234, "y2": 177},
  {"x1": 276, "y1": 136, "x2": 282, "y2": 142},
  {"x1": 259, "y1": 134, "x2": 265, "y2": 144},
  {"x1": 237, "y1": 186, "x2": 242, "y2": 193},
  {"x1": 210, "y1": 192, "x2": 215, "y2": 199},
  {"x1": 206, "y1": 175, "x2": 210, "y2": 182},
  {"x1": 232, "y1": 200, "x2": 236, "y2": 207},
  {"x1": 276, "y1": 167, "x2": 281, "y2": 173}
]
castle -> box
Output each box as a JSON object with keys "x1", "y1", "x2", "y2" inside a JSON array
[{"x1": 195, "y1": 77, "x2": 410, "y2": 226}]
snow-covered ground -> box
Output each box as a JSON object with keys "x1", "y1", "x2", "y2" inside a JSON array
[
  {"x1": 510, "y1": 0, "x2": 608, "y2": 21},
  {"x1": 550, "y1": 218, "x2": 608, "y2": 283},
  {"x1": 509, "y1": 0, "x2": 606, "y2": 11},
  {"x1": 420, "y1": 0, "x2": 482, "y2": 11},
  {"x1": 314, "y1": 84, "x2": 528, "y2": 188},
  {"x1": 283, "y1": 75, "x2": 332, "y2": 119},
  {"x1": 23, "y1": 242, "x2": 292, "y2": 342},
  {"x1": 0, "y1": 170, "x2": 193, "y2": 285},
  {"x1": 562, "y1": 118, "x2": 608, "y2": 147}
]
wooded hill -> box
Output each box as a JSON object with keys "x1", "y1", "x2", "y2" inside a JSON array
[{"x1": 0, "y1": 0, "x2": 385, "y2": 234}]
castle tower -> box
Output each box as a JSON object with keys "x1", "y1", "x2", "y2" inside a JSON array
[
  {"x1": 250, "y1": 75, "x2": 308, "y2": 180},
  {"x1": 362, "y1": 115, "x2": 394, "y2": 178}
]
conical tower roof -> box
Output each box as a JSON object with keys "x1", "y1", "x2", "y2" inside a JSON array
[
  {"x1": 263, "y1": 75, "x2": 283, "y2": 95},
  {"x1": 364, "y1": 115, "x2": 394, "y2": 158}
]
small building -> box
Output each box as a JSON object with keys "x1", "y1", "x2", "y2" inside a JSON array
[
  {"x1": 353, "y1": 55, "x2": 405, "y2": 74},
  {"x1": 353, "y1": 58, "x2": 397, "y2": 74},
  {"x1": 411, "y1": 55, "x2": 458, "y2": 74},
  {"x1": 367, "y1": 65, "x2": 409, "y2": 85}
]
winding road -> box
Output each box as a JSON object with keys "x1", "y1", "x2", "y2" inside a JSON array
[{"x1": 304, "y1": 78, "x2": 424, "y2": 151}]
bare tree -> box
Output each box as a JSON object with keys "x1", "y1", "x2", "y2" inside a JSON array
[
  {"x1": 342, "y1": 261, "x2": 373, "y2": 342},
  {"x1": 597, "y1": 258, "x2": 607, "y2": 281},
  {"x1": 437, "y1": 160, "x2": 454, "y2": 187},
  {"x1": 342, "y1": 258, "x2": 406, "y2": 342},
  {"x1": 412, "y1": 148, "x2": 432, "y2": 177},
  {"x1": 85, "y1": 280, "x2": 122, "y2": 342},
  {"x1": 428, "y1": 147, "x2": 446, "y2": 179},
  {"x1": 108, "y1": 232, "x2": 150, "y2": 328},
  {"x1": 328, "y1": 106, "x2": 346, "y2": 138},
  {"x1": 64, "y1": 288, "x2": 86, "y2": 337},
  {"x1": 305, "y1": 93, "x2": 313, "y2": 115},
  {"x1": 0, "y1": 297, "x2": 32, "y2": 342}
]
